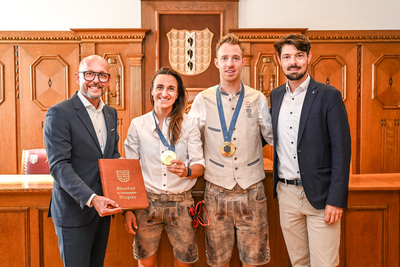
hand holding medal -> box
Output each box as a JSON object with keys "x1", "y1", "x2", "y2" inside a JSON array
[{"x1": 166, "y1": 159, "x2": 188, "y2": 177}]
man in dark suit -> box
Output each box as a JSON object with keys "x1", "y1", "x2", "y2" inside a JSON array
[
  {"x1": 270, "y1": 34, "x2": 351, "y2": 267},
  {"x1": 44, "y1": 55, "x2": 122, "y2": 267}
]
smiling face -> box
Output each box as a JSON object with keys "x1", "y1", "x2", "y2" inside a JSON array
[
  {"x1": 75, "y1": 55, "x2": 110, "y2": 106},
  {"x1": 215, "y1": 43, "x2": 245, "y2": 84},
  {"x1": 278, "y1": 44, "x2": 312, "y2": 83},
  {"x1": 151, "y1": 74, "x2": 179, "y2": 113}
]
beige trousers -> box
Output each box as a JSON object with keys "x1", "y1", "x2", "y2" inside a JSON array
[{"x1": 277, "y1": 182, "x2": 340, "y2": 267}]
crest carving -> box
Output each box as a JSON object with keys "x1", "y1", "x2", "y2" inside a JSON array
[
  {"x1": 167, "y1": 28, "x2": 214, "y2": 76},
  {"x1": 116, "y1": 170, "x2": 130, "y2": 182}
]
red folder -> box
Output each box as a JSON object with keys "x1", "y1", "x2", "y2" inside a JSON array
[{"x1": 99, "y1": 159, "x2": 148, "y2": 210}]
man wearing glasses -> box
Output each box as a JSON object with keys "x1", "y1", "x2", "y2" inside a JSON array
[{"x1": 44, "y1": 55, "x2": 122, "y2": 267}]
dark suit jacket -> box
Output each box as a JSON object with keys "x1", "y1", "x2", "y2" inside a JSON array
[
  {"x1": 270, "y1": 77, "x2": 351, "y2": 209},
  {"x1": 44, "y1": 92, "x2": 120, "y2": 227}
]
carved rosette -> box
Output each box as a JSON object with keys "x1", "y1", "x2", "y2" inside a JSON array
[
  {"x1": 254, "y1": 53, "x2": 279, "y2": 104},
  {"x1": 372, "y1": 55, "x2": 400, "y2": 109},
  {"x1": 30, "y1": 55, "x2": 69, "y2": 110},
  {"x1": 0, "y1": 60, "x2": 4, "y2": 105},
  {"x1": 311, "y1": 55, "x2": 347, "y2": 102},
  {"x1": 103, "y1": 53, "x2": 124, "y2": 109}
]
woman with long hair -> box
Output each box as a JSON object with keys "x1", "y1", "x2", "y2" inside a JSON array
[{"x1": 123, "y1": 67, "x2": 204, "y2": 267}]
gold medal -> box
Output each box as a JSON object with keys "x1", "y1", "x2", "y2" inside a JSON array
[
  {"x1": 220, "y1": 142, "x2": 236, "y2": 157},
  {"x1": 161, "y1": 150, "x2": 177, "y2": 165}
]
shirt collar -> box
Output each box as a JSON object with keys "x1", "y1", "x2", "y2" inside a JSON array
[
  {"x1": 220, "y1": 85, "x2": 243, "y2": 97},
  {"x1": 285, "y1": 74, "x2": 311, "y2": 95},
  {"x1": 77, "y1": 91, "x2": 105, "y2": 111},
  {"x1": 151, "y1": 112, "x2": 171, "y2": 133}
]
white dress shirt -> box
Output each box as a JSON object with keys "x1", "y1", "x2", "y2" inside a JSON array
[
  {"x1": 124, "y1": 112, "x2": 205, "y2": 194},
  {"x1": 77, "y1": 91, "x2": 107, "y2": 207},
  {"x1": 276, "y1": 75, "x2": 310, "y2": 180}
]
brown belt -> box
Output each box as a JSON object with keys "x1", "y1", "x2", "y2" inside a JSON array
[
  {"x1": 146, "y1": 190, "x2": 192, "y2": 202},
  {"x1": 207, "y1": 181, "x2": 262, "y2": 192}
]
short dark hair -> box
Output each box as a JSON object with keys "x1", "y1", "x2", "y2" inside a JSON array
[
  {"x1": 215, "y1": 33, "x2": 245, "y2": 57},
  {"x1": 273, "y1": 34, "x2": 311, "y2": 57}
]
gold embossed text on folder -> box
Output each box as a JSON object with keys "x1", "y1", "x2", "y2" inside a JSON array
[{"x1": 99, "y1": 159, "x2": 148, "y2": 210}]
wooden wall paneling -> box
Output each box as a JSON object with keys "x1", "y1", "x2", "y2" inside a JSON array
[
  {"x1": 306, "y1": 40, "x2": 358, "y2": 174},
  {"x1": 142, "y1": 0, "x2": 239, "y2": 113},
  {"x1": 17, "y1": 43, "x2": 80, "y2": 173},
  {"x1": 38, "y1": 206, "x2": 63, "y2": 267},
  {"x1": 0, "y1": 207, "x2": 30, "y2": 267},
  {"x1": 361, "y1": 40, "x2": 400, "y2": 173},
  {"x1": 0, "y1": 44, "x2": 17, "y2": 174},
  {"x1": 344, "y1": 191, "x2": 400, "y2": 267}
]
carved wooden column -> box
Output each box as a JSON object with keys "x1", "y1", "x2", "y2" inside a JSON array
[{"x1": 127, "y1": 55, "x2": 144, "y2": 121}]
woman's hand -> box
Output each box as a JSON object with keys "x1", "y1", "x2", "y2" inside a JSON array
[
  {"x1": 123, "y1": 211, "x2": 138, "y2": 234},
  {"x1": 166, "y1": 159, "x2": 188, "y2": 177}
]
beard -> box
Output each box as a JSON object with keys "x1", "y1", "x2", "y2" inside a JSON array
[
  {"x1": 284, "y1": 65, "x2": 308, "y2": 81},
  {"x1": 81, "y1": 83, "x2": 104, "y2": 100}
]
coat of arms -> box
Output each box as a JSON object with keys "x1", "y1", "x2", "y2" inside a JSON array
[
  {"x1": 116, "y1": 170, "x2": 130, "y2": 182},
  {"x1": 167, "y1": 28, "x2": 214, "y2": 76}
]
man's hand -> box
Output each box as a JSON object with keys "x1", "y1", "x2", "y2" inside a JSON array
[
  {"x1": 92, "y1": 195, "x2": 122, "y2": 217},
  {"x1": 325, "y1": 204, "x2": 343, "y2": 224},
  {"x1": 123, "y1": 211, "x2": 138, "y2": 234}
]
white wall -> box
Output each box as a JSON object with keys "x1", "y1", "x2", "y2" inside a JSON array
[
  {"x1": 239, "y1": 0, "x2": 400, "y2": 30},
  {"x1": 0, "y1": 0, "x2": 141, "y2": 30},
  {"x1": 0, "y1": 0, "x2": 399, "y2": 31}
]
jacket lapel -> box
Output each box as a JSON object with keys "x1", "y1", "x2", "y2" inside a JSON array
[
  {"x1": 72, "y1": 93, "x2": 103, "y2": 154},
  {"x1": 297, "y1": 77, "x2": 318, "y2": 144},
  {"x1": 272, "y1": 86, "x2": 286, "y2": 137},
  {"x1": 102, "y1": 106, "x2": 115, "y2": 156}
]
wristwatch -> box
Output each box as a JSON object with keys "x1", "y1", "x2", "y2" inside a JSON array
[{"x1": 186, "y1": 167, "x2": 192, "y2": 177}]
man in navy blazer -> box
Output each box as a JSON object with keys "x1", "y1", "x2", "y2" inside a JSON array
[
  {"x1": 270, "y1": 34, "x2": 351, "y2": 267},
  {"x1": 44, "y1": 55, "x2": 122, "y2": 267}
]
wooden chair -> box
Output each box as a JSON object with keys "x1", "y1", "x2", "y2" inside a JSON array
[{"x1": 21, "y1": 148, "x2": 50, "y2": 174}]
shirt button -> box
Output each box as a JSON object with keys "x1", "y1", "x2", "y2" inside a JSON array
[
  {"x1": 290, "y1": 112, "x2": 292, "y2": 114},
  {"x1": 233, "y1": 138, "x2": 236, "y2": 141},
  {"x1": 229, "y1": 98, "x2": 232, "y2": 101},
  {"x1": 290, "y1": 127, "x2": 292, "y2": 129},
  {"x1": 232, "y1": 107, "x2": 235, "y2": 110},
  {"x1": 163, "y1": 184, "x2": 166, "y2": 187},
  {"x1": 291, "y1": 142, "x2": 294, "y2": 144},
  {"x1": 164, "y1": 174, "x2": 166, "y2": 176},
  {"x1": 235, "y1": 167, "x2": 238, "y2": 170},
  {"x1": 234, "y1": 157, "x2": 237, "y2": 160},
  {"x1": 294, "y1": 156, "x2": 296, "y2": 159},
  {"x1": 292, "y1": 98, "x2": 294, "y2": 100}
]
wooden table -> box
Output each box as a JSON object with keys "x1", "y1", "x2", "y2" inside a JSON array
[{"x1": 1, "y1": 165, "x2": 399, "y2": 266}]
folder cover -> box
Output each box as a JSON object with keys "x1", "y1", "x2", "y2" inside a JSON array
[{"x1": 99, "y1": 159, "x2": 149, "y2": 210}]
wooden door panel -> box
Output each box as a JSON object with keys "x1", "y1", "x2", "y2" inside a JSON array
[
  {"x1": 18, "y1": 44, "x2": 79, "y2": 172},
  {"x1": 0, "y1": 45, "x2": 17, "y2": 174},
  {"x1": 361, "y1": 43, "x2": 400, "y2": 173}
]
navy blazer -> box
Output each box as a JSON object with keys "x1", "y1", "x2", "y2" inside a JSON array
[
  {"x1": 270, "y1": 77, "x2": 351, "y2": 209},
  {"x1": 44, "y1": 92, "x2": 120, "y2": 227}
]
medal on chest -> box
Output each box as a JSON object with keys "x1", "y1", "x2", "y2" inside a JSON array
[
  {"x1": 153, "y1": 110, "x2": 176, "y2": 164},
  {"x1": 216, "y1": 83, "x2": 245, "y2": 157},
  {"x1": 161, "y1": 150, "x2": 177, "y2": 165},
  {"x1": 220, "y1": 142, "x2": 236, "y2": 157}
]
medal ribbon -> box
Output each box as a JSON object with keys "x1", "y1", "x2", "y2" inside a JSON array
[
  {"x1": 216, "y1": 82, "x2": 245, "y2": 144},
  {"x1": 152, "y1": 110, "x2": 175, "y2": 152}
]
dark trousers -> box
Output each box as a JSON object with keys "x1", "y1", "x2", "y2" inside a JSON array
[{"x1": 54, "y1": 215, "x2": 111, "y2": 267}]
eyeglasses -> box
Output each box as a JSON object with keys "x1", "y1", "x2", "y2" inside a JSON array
[
  {"x1": 188, "y1": 200, "x2": 210, "y2": 227},
  {"x1": 79, "y1": 71, "x2": 111, "y2": 83}
]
